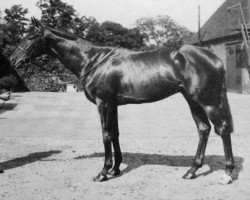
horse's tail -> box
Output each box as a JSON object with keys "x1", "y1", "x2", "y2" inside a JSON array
[{"x1": 218, "y1": 65, "x2": 234, "y2": 133}]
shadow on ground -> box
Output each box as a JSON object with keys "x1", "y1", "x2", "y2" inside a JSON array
[
  {"x1": 0, "y1": 151, "x2": 61, "y2": 171},
  {"x1": 75, "y1": 153, "x2": 244, "y2": 180}
]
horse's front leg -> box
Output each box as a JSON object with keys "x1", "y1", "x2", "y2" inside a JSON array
[
  {"x1": 93, "y1": 99, "x2": 118, "y2": 182},
  {"x1": 108, "y1": 105, "x2": 122, "y2": 177}
]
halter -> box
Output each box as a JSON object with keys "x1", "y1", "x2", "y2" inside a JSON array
[
  {"x1": 17, "y1": 45, "x2": 29, "y2": 55},
  {"x1": 17, "y1": 37, "x2": 40, "y2": 61},
  {"x1": 16, "y1": 27, "x2": 44, "y2": 61}
]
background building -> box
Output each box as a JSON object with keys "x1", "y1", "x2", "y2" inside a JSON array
[{"x1": 187, "y1": 0, "x2": 250, "y2": 93}]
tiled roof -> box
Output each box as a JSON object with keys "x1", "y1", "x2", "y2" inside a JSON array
[{"x1": 186, "y1": 0, "x2": 249, "y2": 44}]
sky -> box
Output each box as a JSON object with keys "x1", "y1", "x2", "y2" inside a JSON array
[{"x1": 0, "y1": 0, "x2": 225, "y2": 32}]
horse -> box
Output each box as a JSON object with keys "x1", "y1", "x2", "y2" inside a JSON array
[{"x1": 10, "y1": 18, "x2": 235, "y2": 184}]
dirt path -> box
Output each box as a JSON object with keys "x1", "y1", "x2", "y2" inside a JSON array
[{"x1": 0, "y1": 92, "x2": 250, "y2": 200}]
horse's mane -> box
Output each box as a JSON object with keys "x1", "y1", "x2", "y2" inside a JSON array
[
  {"x1": 45, "y1": 26, "x2": 123, "y2": 50},
  {"x1": 48, "y1": 27, "x2": 78, "y2": 41}
]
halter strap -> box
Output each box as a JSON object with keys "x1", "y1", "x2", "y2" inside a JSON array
[
  {"x1": 16, "y1": 35, "x2": 43, "y2": 60},
  {"x1": 17, "y1": 45, "x2": 29, "y2": 55}
]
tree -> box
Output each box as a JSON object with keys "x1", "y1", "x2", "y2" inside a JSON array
[
  {"x1": 73, "y1": 16, "x2": 100, "y2": 40},
  {"x1": 37, "y1": 0, "x2": 102, "y2": 39},
  {"x1": 37, "y1": 0, "x2": 76, "y2": 31},
  {"x1": 136, "y1": 15, "x2": 193, "y2": 50},
  {"x1": 97, "y1": 21, "x2": 146, "y2": 50},
  {"x1": 4, "y1": 5, "x2": 29, "y2": 44}
]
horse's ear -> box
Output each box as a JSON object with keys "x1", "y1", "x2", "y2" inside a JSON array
[
  {"x1": 31, "y1": 17, "x2": 44, "y2": 32},
  {"x1": 31, "y1": 17, "x2": 34, "y2": 24},
  {"x1": 31, "y1": 17, "x2": 36, "y2": 25}
]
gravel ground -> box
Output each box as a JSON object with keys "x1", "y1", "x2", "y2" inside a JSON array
[{"x1": 0, "y1": 92, "x2": 250, "y2": 200}]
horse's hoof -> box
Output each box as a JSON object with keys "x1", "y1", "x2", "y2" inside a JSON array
[
  {"x1": 182, "y1": 172, "x2": 196, "y2": 179},
  {"x1": 108, "y1": 169, "x2": 121, "y2": 177},
  {"x1": 0, "y1": 169, "x2": 4, "y2": 174},
  {"x1": 93, "y1": 173, "x2": 108, "y2": 182},
  {"x1": 219, "y1": 173, "x2": 233, "y2": 185}
]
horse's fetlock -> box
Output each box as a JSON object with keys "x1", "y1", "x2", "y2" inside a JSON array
[
  {"x1": 194, "y1": 160, "x2": 203, "y2": 168},
  {"x1": 115, "y1": 155, "x2": 122, "y2": 164},
  {"x1": 225, "y1": 160, "x2": 234, "y2": 168},
  {"x1": 105, "y1": 161, "x2": 113, "y2": 168}
]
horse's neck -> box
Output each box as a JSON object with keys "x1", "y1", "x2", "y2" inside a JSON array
[
  {"x1": 45, "y1": 31, "x2": 92, "y2": 77},
  {"x1": 45, "y1": 30, "x2": 115, "y2": 80}
]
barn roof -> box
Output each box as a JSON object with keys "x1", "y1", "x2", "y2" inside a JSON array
[{"x1": 186, "y1": 0, "x2": 250, "y2": 45}]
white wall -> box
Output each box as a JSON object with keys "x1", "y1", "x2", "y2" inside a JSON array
[{"x1": 66, "y1": 84, "x2": 78, "y2": 92}]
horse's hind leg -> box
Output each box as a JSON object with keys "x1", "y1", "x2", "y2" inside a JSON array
[
  {"x1": 203, "y1": 103, "x2": 234, "y2": 184},
  {"x1": 182, "y1": 93, "x2": 211, "y2": 179}
]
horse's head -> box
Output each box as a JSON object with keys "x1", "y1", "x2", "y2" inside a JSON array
[{"x1": 10, "y1": 17, "x2": 45, "y2": 67}]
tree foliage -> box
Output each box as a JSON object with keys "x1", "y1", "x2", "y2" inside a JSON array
[
  {"x1": 136, "y1": 15, "x2": 193, "y2": 50},
  {"x1": 96, "y1": 21, "x2": 146, "y2": 50},
  {"x1": 37, "y1": 0, "x2": 76, "y2": 31},
  {"x1": 4, "y1": 5, "x2": 29, "y2": 44},
  {"x1": 37, "y1": 0, "x2": 147, "y2": 50}
]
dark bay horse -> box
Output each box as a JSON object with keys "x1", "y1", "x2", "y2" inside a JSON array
[{"x1": 10, "y1": 18, "x2": 234, "y2": 183}]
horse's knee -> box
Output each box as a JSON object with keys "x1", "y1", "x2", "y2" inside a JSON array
[
  {"x1": 204, "y1": 105, "x2": 233, "y2": 136},
  {"x1": 214, "y1": 120, "x2": 232, "y2": 136},
  {"x1": 198, "y1": 123, "x2": 211, "y2": 138},
  {"x1": 103, "y1": 131, "x2": 113, "y2": 142}
]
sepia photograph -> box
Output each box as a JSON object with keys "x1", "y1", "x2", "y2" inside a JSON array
[{"x1": 0, "y1": 0, "x2": 250, "y2": 199}]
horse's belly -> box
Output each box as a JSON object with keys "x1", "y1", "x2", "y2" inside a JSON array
[{"x1": 117, "y1": 79, "x2": 179, "y2": 104}]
